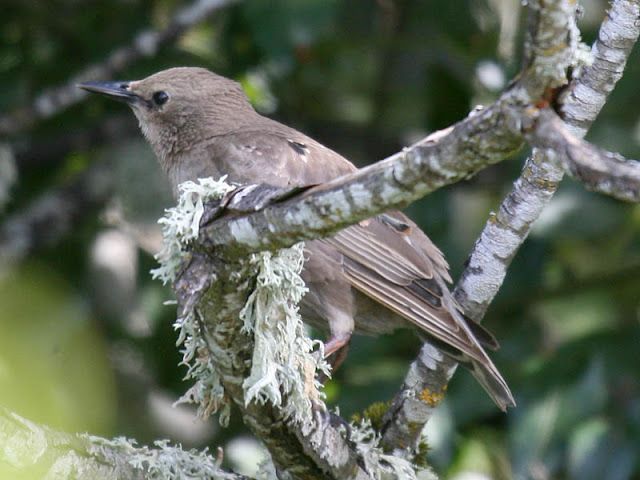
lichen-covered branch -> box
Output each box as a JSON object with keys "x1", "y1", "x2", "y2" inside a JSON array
[
  {"x1": 525, "y1": 108, "x2": 640, "y2": 201},
  {"x1": 0, "y1": 0, "x2": 240, "y2": 137},
  {"x1": 172, "y1": 251, "x2": 363, "y2": 479},
  {"x1": 0, "y1": 406, "x2": 246, "y2": 480},
  {"x1": 560, "y1": 0, "x2": 640, "y2": 135}
]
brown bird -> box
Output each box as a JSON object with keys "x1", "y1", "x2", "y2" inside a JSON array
[{"x1": 79, "y1": 67, "x2": 515, "y2": 410}]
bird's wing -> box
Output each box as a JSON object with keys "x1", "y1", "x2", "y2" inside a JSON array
[
  {"x1": 320, "y1": 211, "x2": 498, "y2": 360},
  {"x1": 210, "y1": 127, "x2": 356, "y2": 186}
]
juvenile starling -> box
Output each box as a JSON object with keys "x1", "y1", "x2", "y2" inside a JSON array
[{"x1": 79, "y1": 67, "x2": 515, "y2": 410}]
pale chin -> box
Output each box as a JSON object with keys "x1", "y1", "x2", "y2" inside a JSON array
[{"x1": 133, "y1": 113, "x2": 165, "y2": 164}]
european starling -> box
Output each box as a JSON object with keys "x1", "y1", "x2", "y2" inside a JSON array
[{"x1": 79, "y1": 67, "x2": 515, "y2": 410}]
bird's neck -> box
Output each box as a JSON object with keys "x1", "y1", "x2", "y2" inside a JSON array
[
  {"x1": 162, "y1": 147, "x2": 224, "y2": 198},
  {"x1": 140, "y1": 103, "x2": 263, "y2": 173}
]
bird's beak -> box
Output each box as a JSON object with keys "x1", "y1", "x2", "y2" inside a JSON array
[{"x1": 77, "y1": 81, "x2": 140, "y2": 104}]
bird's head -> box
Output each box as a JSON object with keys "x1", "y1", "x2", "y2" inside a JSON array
[{"x1": 79, "y1": 67, "x2": 256, "y2": 163}]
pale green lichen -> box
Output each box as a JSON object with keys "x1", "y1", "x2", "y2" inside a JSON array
[
  {"x1": 570, "y1": 41, "x2": 595, "y2": 78},
  {"x1": 240, "y1": 243, "x2": 330, "y2": 428},
  {"x1": 348, "y1": 418, "x2": 438, "y2": 480},
  {"x1": 151, "y1": 177, "x2": 235, "y2": 425},
  {"x1": 173, "y1": 309, "x2": 231, "y2": 426},
  {"x1": 90, "y1": 436, "x2": 237, "y2": 479},
  {"x1": 151, "y1": 176, "x2": 235, "y2": 284}
]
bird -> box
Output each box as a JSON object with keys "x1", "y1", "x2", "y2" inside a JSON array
[{"x1": 79, "y1": 67, "x2": 515, "y2": 410}]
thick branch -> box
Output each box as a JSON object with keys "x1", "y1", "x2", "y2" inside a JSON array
[{"x1": 171, "y1": 246, "x2": 387, "y2": 479}]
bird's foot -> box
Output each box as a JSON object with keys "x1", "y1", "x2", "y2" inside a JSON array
[
  {"x1": 316, "y1": 334, "x2": 351, "y2": 384},
  {"x1": 324, "y1": 333, "x2": 351, "y2": 357}
]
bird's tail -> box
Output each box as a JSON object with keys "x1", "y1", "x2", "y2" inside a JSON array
[
  {"x1": 460, "y1": 315, "x2": 515, "y2": 410},
  {"x1": 420, "y1": 332, "x2": 516, "y2": 411},
  {"x1": 463, "y1": 354, "x2": 515, "y2": 411}
]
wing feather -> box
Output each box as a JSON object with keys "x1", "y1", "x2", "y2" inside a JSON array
[{"x1": 321, "y1": 215, "x2": 491, "y2": 363}]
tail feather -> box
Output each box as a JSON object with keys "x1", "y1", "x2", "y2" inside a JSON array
[
  {"x1": 465, "y1": 356, "x2": 515, "y2": 411},
  {"x1": 417, "y1": 331, "x2": 516, "y2": 410},
  {"x1": 462, "y1": 313, "x2": 500, "y2": 351}
]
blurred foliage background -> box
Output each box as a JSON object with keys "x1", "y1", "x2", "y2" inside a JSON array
[{"x1": 1, "y1": 0, "x2": 639, "y2": 479}]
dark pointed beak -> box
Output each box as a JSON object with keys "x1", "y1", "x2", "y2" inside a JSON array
[{"x1": 77, "y1": 81, "x2": 139, "y2": 104}]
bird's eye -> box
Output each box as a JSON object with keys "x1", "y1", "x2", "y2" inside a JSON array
[{"x1": 152, "y1": 91, "x2": 169, "y2": 106}]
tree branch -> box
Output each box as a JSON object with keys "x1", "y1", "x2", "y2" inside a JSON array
[
  {"x1": 157, "y1": 181, "x2": 435, "y2": 479},
  {"x1": 172, "y1": 252, "x2": 365, "y2": 479},
  {"x1": 454, "y1": 0, "x2": 640, "y2": 317},
  {"x1": 196, "y1": 102, "x2": 524, "y2": 256},
  {"x1": 560, "y1": 0, "x2": 640, "y2": 135},
  {"x1": 525, "y1": 107, "x2": 640, "y2": 201}
]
